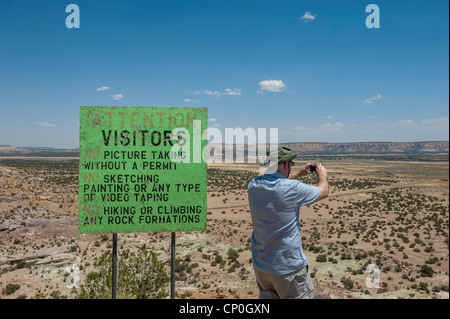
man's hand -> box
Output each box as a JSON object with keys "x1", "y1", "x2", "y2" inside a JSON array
[
  {"x1": 288, "y1": 162, "x2": 329, "y2": 200},
  {"x1": 315, "y1": 163, "x2": 327, "y2": 178},
  {"x1": 316, "y1": 163, "x2": 329, "y2": 200},
  {"x1": 289, "y1": 163, "x2": 315, "y2": 179}
]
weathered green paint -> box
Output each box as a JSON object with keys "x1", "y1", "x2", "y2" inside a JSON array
[{"x1": 78, "y1": 106, "x2": 207, "y2": 234}]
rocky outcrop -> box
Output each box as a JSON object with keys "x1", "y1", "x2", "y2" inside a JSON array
[
  {"x1": 284, "y1": 141, "x2": 449, "y2": 154},
  {"x1": 1, "y1": 142, "x2": 448, "y2": 157},
  {"x1": 212, "y1": 141, "x2": 448, "y2": 157},
  {"x1": 0, "y1": 145, "x2": 78, "y2": 157}
]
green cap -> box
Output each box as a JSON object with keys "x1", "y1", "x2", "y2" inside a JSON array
[{"x1": 260, "y1": 145, "x2": 297, "y2": 167}]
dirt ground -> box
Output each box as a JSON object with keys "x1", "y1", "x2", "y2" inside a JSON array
[{"x1": 0, "y1": 156, "x2": 448, "y2": 299}]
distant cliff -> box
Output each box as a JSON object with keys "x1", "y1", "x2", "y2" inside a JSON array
[
  {"x1": 0, "y1": 145, "x2": 79, "y2": 157},
  {"x1": 215, "y1": 141, "x2": 449, "y2": 158},
  {"x1": 283, "y1": 141, "x2": 449, "y2": 154},
  {"x1": 0, "y1": 141, "x2": 448, "y2": 157}
]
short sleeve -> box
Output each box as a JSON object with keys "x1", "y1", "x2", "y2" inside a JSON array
[{"x1": 294, "y1": 182, "x2": 320, "y2": 207}]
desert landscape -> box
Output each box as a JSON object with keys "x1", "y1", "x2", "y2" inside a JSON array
[{"x1": 0, "y1": 150, "x2": 448, "y2": 299}]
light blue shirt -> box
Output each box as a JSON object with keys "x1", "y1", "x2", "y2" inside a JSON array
[{"x1": 248, "y1": 172, "x2": 320, "y2": 275}]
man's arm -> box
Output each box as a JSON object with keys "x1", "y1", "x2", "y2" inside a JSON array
[
  {"x1": 316, "y1": 163, "x2": 329, "y2": 201},
  {"x1": 289, "y1": 163, "x2": 328, "y2": 201},
  {"x1": 289, "y1": 162, "x2": 329, "y2": 201},
  {"x1": 288, "y1": 163, "x2": 314, "y2": 180}
]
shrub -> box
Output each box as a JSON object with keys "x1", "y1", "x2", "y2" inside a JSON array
[
  {"x1": 72, "y1": 244, "x2": 168, "y2": 299},
  {"x1": 341, "y1": 277, "x2": 354, "y2": 290},
  {"x1": 340, "y1": 253, "x2": 352, "y2": 260},
  {"x1": 418, "y1": 282, "x2": 429, "y2": 292},
  {"x1": 419, "y1": 264, "x2": 434, "y2": 277},
  {"x1": 2, "y1": 284, "x2": 20, "y2": 295},
  {"x1": 212, "y1": 253, "x2": 225, "y2": 268},
  {"x1": 227, "y1": 248, "x2": 240, "y2": 263}
]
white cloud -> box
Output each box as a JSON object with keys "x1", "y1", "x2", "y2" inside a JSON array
[
  {"x1": 204, "y1": 90, "x2": 218, "y2": 95},
  {"x1": 184, "y1": 98, "x2": 200, "y2": 103},
  {"x1": 194, "y1": 88, "x2": 242, "y2": 99},
  {"x1": 421, "y1": 117, "x2": 449, "y2": 128},
  {"x1": 258, "y1": 79, "x2": 286, "y2": 93},
  {"x1": 112, "y1": 93, "x2": 124, "y2": 101},
  {"x1": 204, "y1": 90, "x2": 222, "y2": 98},
  {"x1": 391, "y1": 119, "x2": 416, "y2": 127},
  {"x1": 34, "y1": 121, "x2": 56, "y2": 128},
  {"x1": 256, "y1": 90, "x2": 264, "y2": 94},
  {"x1": 300, "y1": 11, "x2": 317, "y2": 22},
  {"x1": 284, "y1": 117, "x2": 448, "y2": 142},
  {"x1": 318, "y1": 122, "x2": 347, "y2": 132},
  {"x1": 391, "y1": 117, "x2": 449, "y2": 130},
  {"x1": 289, "y1": 122, "x2": 353, "y2": 134},
  {"x1": 96, "y1": 86, "x2": 110, "y2": 91},
  {"x1": 208, "y1": 118, "x2": 221, "y2": 127},
  {"x1": 222, "y1": 88, "x2": 241, "y2": 96},
  {"x1": 363, "y1": 94, "x2": 382, "y2": 104}
]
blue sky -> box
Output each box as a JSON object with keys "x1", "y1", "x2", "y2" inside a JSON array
[{"x1": 0, "y1": 0, "x2": 448, "y2": 148}]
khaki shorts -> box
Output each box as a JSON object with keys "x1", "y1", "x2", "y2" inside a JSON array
[{"x1": 254, "y1": 266, "x2": 314, "y2": 299}]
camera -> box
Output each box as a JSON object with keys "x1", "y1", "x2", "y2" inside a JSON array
[{"x1": 309, "y1": 164, "x2": 316, "y2": 172}]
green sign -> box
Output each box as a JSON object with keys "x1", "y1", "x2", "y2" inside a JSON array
[{"x1": 78, "y1": 106, "x2": 208, "y2": 234}]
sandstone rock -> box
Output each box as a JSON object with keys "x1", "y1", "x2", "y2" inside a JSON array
[
  {"x1": 229, "y1": 288, "x2": 240, "y2": 298},
  {"x1": 216, "y1": 287, "x2": 226, "y2": 299},
  {"x1": 314, "y1": 290, "x2": 333, "y2": 299}
]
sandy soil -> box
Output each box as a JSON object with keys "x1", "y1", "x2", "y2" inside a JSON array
[{"x1": 0, "y1": 157, "x2": 448, "y2": 299}]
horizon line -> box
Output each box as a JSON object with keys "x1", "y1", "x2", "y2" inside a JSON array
[{"x1": 1, "y1": 140, "x2": 449, "y2": 150}]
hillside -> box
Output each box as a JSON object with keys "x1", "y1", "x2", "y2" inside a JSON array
[
  {"x1": 232, "y1": 141, "x2": 449, "y2": 155},
  {"x1": 0, "y1": 141, "x2": 448, "y2": 157},
  {"x1": 0, "y1": 145, "x2": 79, "y2": 157},
  {"x1": 283, "y1": 141, "x2": 449, "y2": 154}
]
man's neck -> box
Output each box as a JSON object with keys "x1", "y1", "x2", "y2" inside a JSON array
[{"x1": 276, "y1": 170, "x2": 289, "y2": 179}]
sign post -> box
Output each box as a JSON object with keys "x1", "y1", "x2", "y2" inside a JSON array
[
  {"x1": 78, "y1": 106, "x2": 208, "y2": 298},
  {"x1": 112, "y1": 233, "x2": 117, "y2": 299},
  {"x1": 171, "y1": 232, "x2": 176, "y2": 299}
]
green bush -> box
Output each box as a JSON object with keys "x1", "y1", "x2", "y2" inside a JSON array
[
  {"x1": 341, "y1": 277, "x2": 354, "y2": 290},
  {"x1": 2, "y1": 284, "x2": 20, "y2": 295},
  {"x1": 227, "y1": 248, "x2": 240, "y2": 263},
  {"x1": 72, "y1": 244, "x2": 168, "y2": 299},
  {"x1": 419, "y1": 264, "x2": 434, "y2": 277},
  {"x1": 211, "y1": 253, "x2": 226, "y2": 268}
]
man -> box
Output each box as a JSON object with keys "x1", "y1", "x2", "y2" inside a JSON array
[{"x1": 248, "y1": 145, "x2": 329, "y2": 299}]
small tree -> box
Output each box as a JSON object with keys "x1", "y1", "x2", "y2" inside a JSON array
[
  {"x1": 2, "y1": 284, "x2": 20, "y2": 295},
  {"x1": 419, "y1": 264, "x2": 434, "y2": 278},
  {"x1": 341, "y1": 277, "x2": 354, "y2": 290},
  {"x1": 227, "y1": 248, "x2": 240, "y2": 263},
  {"x1": 73, "y1": 244, "x2": 169, "y2": 299}
]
